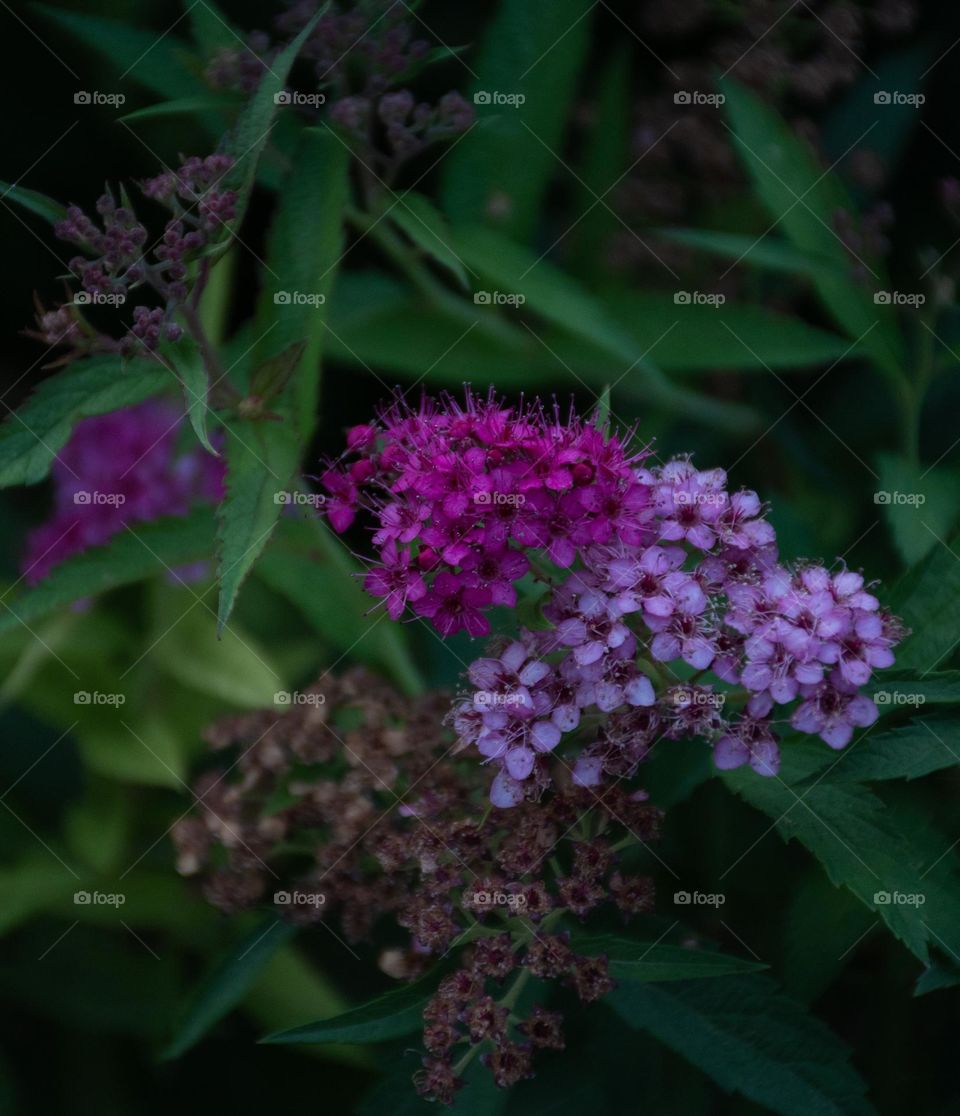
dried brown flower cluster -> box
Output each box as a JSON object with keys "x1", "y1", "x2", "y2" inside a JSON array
[{"x1": 173, "y1": 668, "x2": 662, "y2": 1104}]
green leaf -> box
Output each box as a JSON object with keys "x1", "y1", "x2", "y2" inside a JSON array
[
  {"x1": 77, "y1": 709, "x2": 188, "y2": 789},
  {"x1": 151, "y1": 594, "x2": 285, "y2": 708},
  {"x1": 249, "y1": 342, "x2": 306, "y2": 404},
  {"x1": 573, "y1": 933, "x2": 767, "y2": 981},
  {"x1": 660, "y1": 229, "x2": 843, "y2": 283},
  {"x1": 721, "y1": 743, "x2": 960, "y2": 965},
  {"x1": 215, "y1": 416, "x2": 300, "y2": 634},
  {"x1": 609, "y1": 973, "x2": 876, "y2": 1116},
  {"x1": 780, "y1": 869, "x2": 875, "y2": 1004},
  {"x1": 0, "y1": 356, "x2": 167, "y2": 487},
  {"x1": 441, "y1": 0, "x2": 593, "y2": 241},
  {"x1": 253, "y1": 126, "x2": 350, "y2": 440},
  {"x1": 224, "y1": 8, "x2": 328, "y2": 232},
  {"x1": 891, "y1": 531, "x2": 960, "y2": 673},
  {"x1": 64, "y1": 779, "x2": 130, "y2": 874},
  {"x1": 257, "y1": 517, "x2": 422, "y2": 695},
  {"x1": 720, "y1": 76, "x2": 904, "y2": 382},
  {"x1": 914, "y1": 959, "x2": 960, "y2": 997},
  {"x1": 326, "y1": 276, "x2": 541, "y2": 389},
  {"x1": 169, "y1": 347, "x2": 217, "y2": 456},
  {"x1": 569, "y1": 44, "x2": 631, "y2": 279},
  {"x1": 261, "y1": 968, "x2": 443, "y2": 1045},
  {"x1": 876, "y1": 453, "x2": 959, "y2": 567},
  {"x1": 34, "y1": 4, "x2": 206, "y2": 100},
  {"x1": 821, "y1": 45, "x2": 932, "y2": 187},
  {"x1": 0, "y1": 856, "x2": 78, "y2": 935},
  {"x1": 187, "y1": 0, "x2": 239, "y2": 56},
  {"x1": 812, "y1": 714, "x2": 960, "y2": 783},
  {"x1": 244, "y1": 947, "x2": 369, "y2": 1069},
  {"x1": 0, "y1": 179, "x2": 67, "y2": 225},
  {"x1": 387, "y1": 192, "x2": 470, "y2": 289},
  {"x1": 455, "y1": 223, "x2": 638, "y2": 362},
  {"x1": 453, "y1": 225, "x2": 760, "y2": 431},
  {"x1": 868, "y1": 671, "x2": 960, "y2": 707},
  {"x1": 602, "y1": 291, "x2": 855, "y2": 372},
  {"x1": 164, "y1": 917, "x2": 296, "y2": 1060},
  {"x1": 119, "y1": 95, "x2": 239, "y2": 125},
  {"x1": 0, "y1": 510, "x2": 215, "y2": 636}
]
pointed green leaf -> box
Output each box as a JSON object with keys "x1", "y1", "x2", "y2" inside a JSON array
[
  {"x1": 254, "y1": 126, "x2": 349, "y2": 440},
  {"x1": 891, "y1": 530, "x2": 960, "y2": 672},
  {"x1": 722, "y1": 743, "x2": 960, "y2": 965},
  {"x1": 261, "y1": 967, "x2": 444, "y2": 1045},
  {"x1": 441, "y1": 0, "x2": 594, "y2": 240},
  {"x1": 0, "y1": 179, "x2": 67, "y2": 225},
  {"x1": 153, "y1": 602, "x2": 284, "y2": 708},
  {"x1": 34, "y1": 4, "x2": 205, "y2": 100},
  {"x1": 256, "y1": 517, "x2": 422, "y2": 695},
  {"x1": 660, "y1": 228, "x2": 844, "y2": 283},
  {"x1": 868, "y1": 671, "x2": 960, "y2": 707},
  {"x1": 0, "y1": 356, "x2": 167, "y2": 487},
  {"x1": 812, "y1": 714, "x2": 960, "y2": 783},
  {"x1": 214, "y1": 416, "x2": 300, "y2": 634},
  {"x1": 876, "y1": 453, "x2": 959, "y2": 567},
  {"x1": 0, "y1": 509, "x2": 215, "y2": 636},
  {"x1": 602, "y1": 291, "x2": 856, "y2": 372},
  {"x1": 388, "y1": 192, "x2": 470, "y2": 289},
  {"x1": 119, "y1": 95, "x2": 238, "y2": 124},
  {"x1": 572, "y1": 933, "x2": 767, "y2": 982},
  {"x1": 720, "y1": 76, "x2": 905, "y2": 382},
  {"x1": 609, "y1": 973, "x2": 877, "y2": 1116},
  {"x1": 224, "y1": 7, "x2": 328, "y2": 232},
  {"x1": 453, "y1": 224, "x2": 760, "y2": 431},
  {"x1": 169, "y1": 348, "x2": 217, "y2": 456},
  {"x1": 77, "y1": 708, "x2": 187, "y2": 789},
  {"x1": 326, "y1": 271, "x2": 539, "y2": 388},
  {"x1": 164, "y1": 917, "x2": 296, "y2": 1060},
  {"x1": 187, "y1": 0, "x2": 240, "y2": 56}
]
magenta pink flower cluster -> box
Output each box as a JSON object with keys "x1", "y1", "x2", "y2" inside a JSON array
[
  {"x1": 22, "y1": 400, "x2": 224, "y2": 584},
  {"x1": 322, "y1": 391, "x2": 904, "y2": 806}
]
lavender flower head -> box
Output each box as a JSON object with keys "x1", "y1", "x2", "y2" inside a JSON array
[{"x1": 323, "y1": 390, "x2": 906, "y2": 805}]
